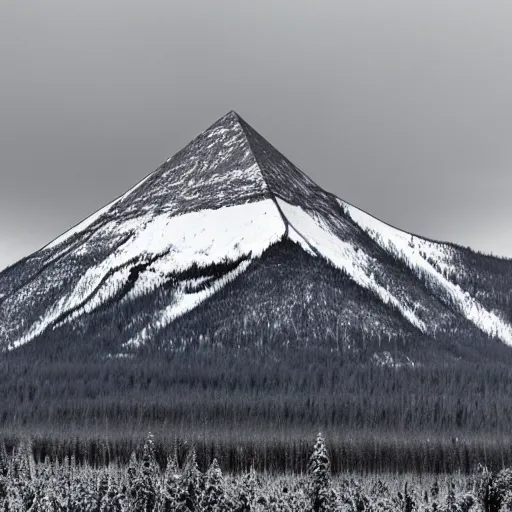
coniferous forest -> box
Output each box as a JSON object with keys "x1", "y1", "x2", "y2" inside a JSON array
[
  {"x1": 3, "y1": 339, "x2": 512, "y2": 476},
  {"x1": 1, "y1": 433, "x2": 512, "y2": 511}
]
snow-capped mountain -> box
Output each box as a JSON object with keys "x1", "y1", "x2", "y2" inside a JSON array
[{"x1": 1, "y1": 110, "x2": 512, "y2": 364}]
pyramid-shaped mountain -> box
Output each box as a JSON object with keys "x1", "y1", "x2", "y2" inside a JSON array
[{"x1": 2, "y1": 110, "x2": 512, "y2": 364}]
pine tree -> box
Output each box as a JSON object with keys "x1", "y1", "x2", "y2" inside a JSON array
[
  {"x1": 128, "y1": 434, "x2": 158, "y2": 512},
  {"x1": 161, "y1": 453, "x2": 181, "y2": 512},
  {"x1": 307, "y1": 433, "x2": 333, "y2": 512},
  {"x1": 236, "y1": 464, "x2": 258, "y2": 512},
  {"x1": 141, "y1": 433, "x2": 158, "y2": 479},
  {"x1": 180, "y1": 447, "x2": 202, "y2": 512},
  {"x1": 200, "y1": 458, "x2": 229, "y2": 512},
  {"x1": 10, "y1": 442, "x2": 37, "y2": 511},
  {"x1": 11, "y1": 441, "x2": 33, "y2": 483},
  {"x1": 125, "y1": 450, "x2": 139, "y2": 510}
]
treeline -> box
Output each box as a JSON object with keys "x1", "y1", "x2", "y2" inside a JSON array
[
  {"x1": 1, "y1": 433, "x2": 512, "y2": 511},
  {"x1": 5, "y1": 431, "x2": 512, "y2": 476},
  {"x1": 3, "y1": 346, "x2": 512, "y2": 473},
  {"x1": 4, "y1": 347, "x2": 512, "y2": 432}
]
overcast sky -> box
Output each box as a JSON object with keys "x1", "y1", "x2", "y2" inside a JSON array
[{"x1": 1, "y1": 1, "x2": 512, "y2": 271}]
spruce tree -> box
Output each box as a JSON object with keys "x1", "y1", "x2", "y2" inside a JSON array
[
  {"x1": 130, "y1": 433, "x2": 158, "y2": 512},
  {"x1": 200, "y1": 458, "x2": 228, "y2": 512},
  {"x1": 236, "y1": 464, "x2": 258, "y2": 512},
  {"x1": 162, "y1": 453, "x2": 181, "y2": 512},
  {"x1": 307, "y1": 433, "x2": 333, "y2": 512},
  {"x1": 180, "y1": 447, "x2": 202, "y2": 512},
  {"x1": 11, "y1": 441, "x2": 33, "y2": 483},
  {"x1": 126, "y1": 451, "x2": 139, "y2": 508}
]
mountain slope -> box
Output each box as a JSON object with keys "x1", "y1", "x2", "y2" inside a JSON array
[{"x1": 1, "y1": 110, "x2": 512, "y2": 363}]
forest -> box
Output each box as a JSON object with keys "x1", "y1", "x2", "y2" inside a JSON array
[
  {"x1": 3, "y1": 340, "x2": 512, "y2": 474},
  {"x1": 0, "y1": 432, "x2": 511, "y2": 511}
]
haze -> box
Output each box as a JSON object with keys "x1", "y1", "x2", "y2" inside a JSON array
[{"x1": 1, "y1": 0, "x2": 512, "y2": 271}]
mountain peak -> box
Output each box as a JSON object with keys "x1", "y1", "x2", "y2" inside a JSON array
[
  {"x1": 205, "y1": 109, "x2": 245, "y2": 137},
  {"x1": 223, "y1": 109, "x2": 242, "y2": 120},
  {"x1": 192, "y1": 110, "x2": 339, "y2": 213},
  {"x1": 2, "y1": 111, "x2": 512, "y2": 357}
]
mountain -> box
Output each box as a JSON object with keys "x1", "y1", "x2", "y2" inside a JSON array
[{"x1": 1, "y1": 110, "x2": 512, "y2": 365}]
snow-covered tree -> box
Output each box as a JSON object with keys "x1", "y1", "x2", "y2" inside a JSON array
[
  {"x1": 126, "y1": 451, "x2": 139, "y2": 508},
  {"x1": 161, "y1": 453, "x2": 182, "y2": 511},
  {"x1": 307, "y1": 433, "x2": 333, "y2": 512},
  {"x1": 180, "y1": 447, "x2": 202, "y2": 511},
  {"x1": 478, "y1": 465, "x2": 512, "y2": 512},
  {"x1": 127, "y1": 434, "x2": 158, "y2": 512},
  {"x1": 10, "y1": 441, "x2": 34, "y2": 483},
  {"x1": 199, "y1": 458, "x2": 230, "y2": 511},
  {"x1": 235, "y1": 463, "x2": 258, "y2": 512}
]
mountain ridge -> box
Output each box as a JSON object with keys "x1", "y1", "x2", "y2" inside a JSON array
[{"x1": 1, "y1": 110, "x2": 512, "y2": 362}]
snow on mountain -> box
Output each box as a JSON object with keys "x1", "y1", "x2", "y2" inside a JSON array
[
  {"x1": 276, "y1": 199, "x2": 426, "y2": 331},
  {"x1": 10, "y1": 199, "x2": 286, "y2": 350},
  {"x1": 1, "y1": 110, "x2": 512, "y2": 360},
  {"x1": 341, "y1": 200, "x2": 512, "y2": 345}
]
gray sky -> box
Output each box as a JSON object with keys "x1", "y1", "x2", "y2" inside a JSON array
[{"x1": 1, "y1": 0, "x2": 512, "y2": 271}]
